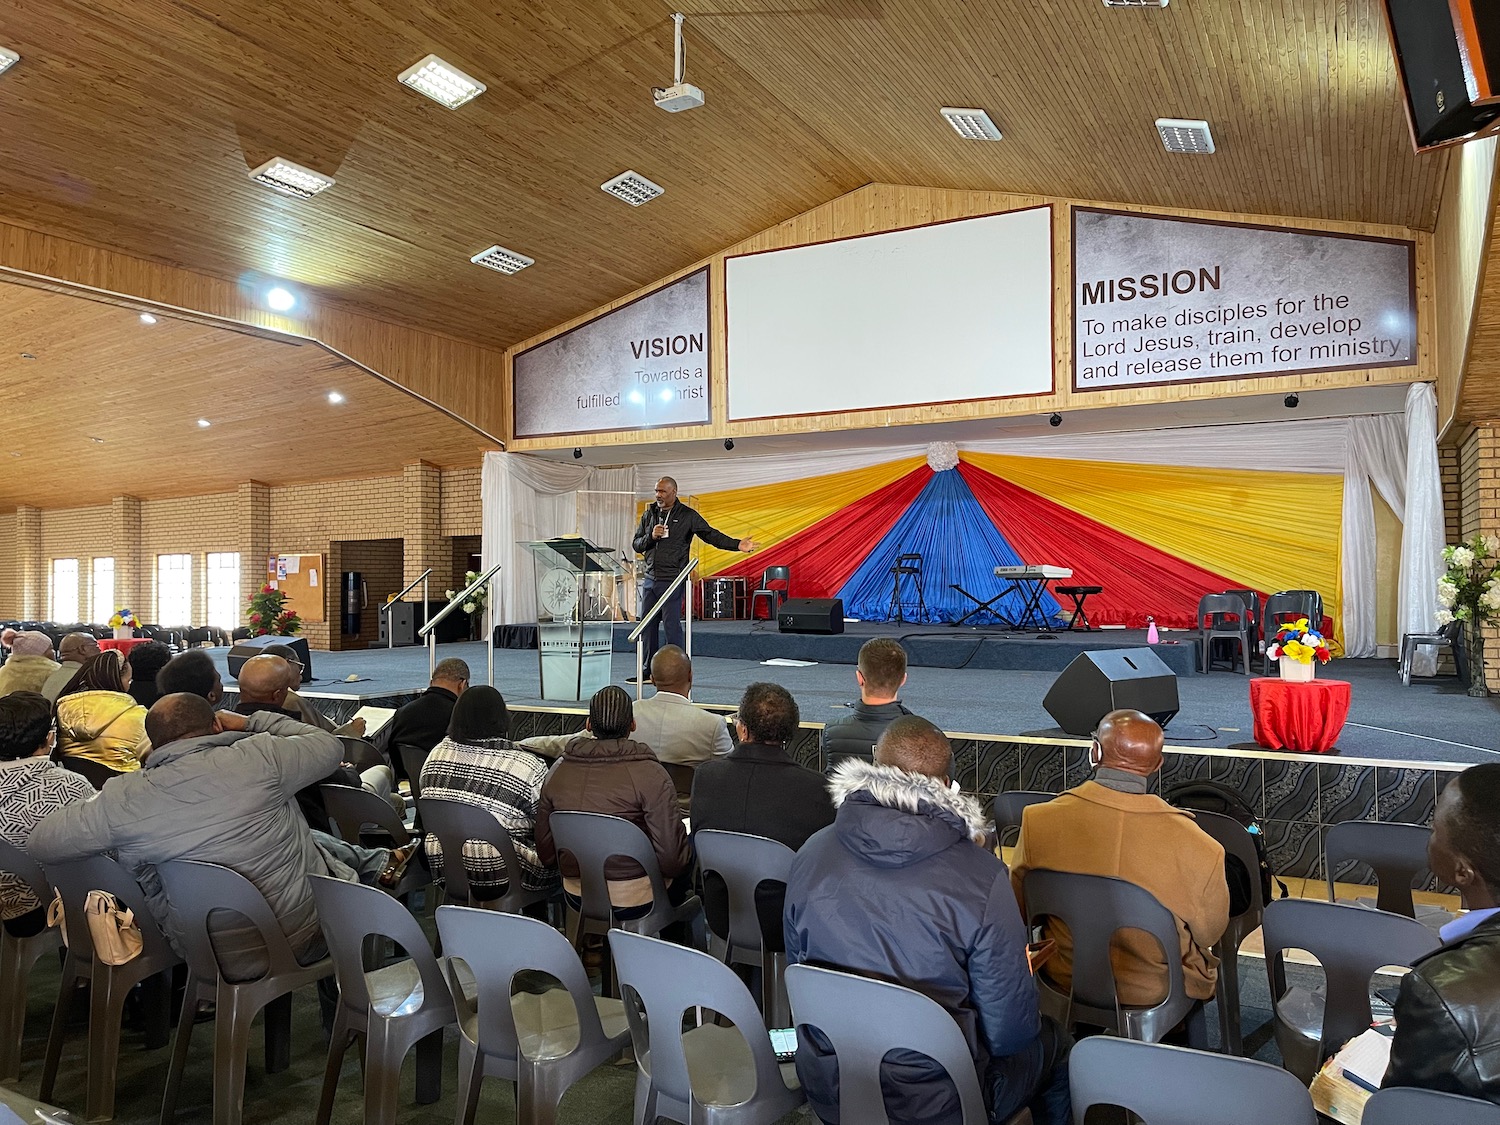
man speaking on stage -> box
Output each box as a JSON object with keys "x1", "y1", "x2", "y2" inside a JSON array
[{"x1": 632, "y1": 476, "x2": 757, "y2": 681}]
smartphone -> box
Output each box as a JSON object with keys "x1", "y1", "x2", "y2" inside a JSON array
[{"x1": 769, "y1": 1027, "x2": 797, "y2": 1061}]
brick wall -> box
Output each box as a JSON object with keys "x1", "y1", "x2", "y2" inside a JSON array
[
  {"x1": 440, "y1": 466, "x2": 481, "y2": 536},
  {"x1": 141, "y1": 492, "x2": 240, "y2": 623},
  {"x1": 1453, "y1": 424, "x2": 1500, "y2": 688},
  {"x1": 0, "y1": 511, "x2": 15, "y2": 618},
  {"x1": 1440, "y1": 443, "x2": 1461, "y2": 544},
  {"x1": 330, "y1": 538, "x2": 404, "y2": 650}
]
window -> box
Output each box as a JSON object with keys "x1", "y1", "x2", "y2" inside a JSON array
[
  {"x1": 206, "y1": 552, "x2": 241, "y2": 630},
  {"x1": 156, "y1": 553, "x2": 192, "y2": 625},
  {"x1": 91, "y1": 557, "x2": 115, "y2": 625},
  {"x1": 50, "y1": 558, "x2": 79, "y2": 622}
]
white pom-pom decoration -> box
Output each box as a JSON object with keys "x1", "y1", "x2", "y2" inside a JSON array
[{"x1": 927, "y1": 442, "x2": 960, "y2": 473}]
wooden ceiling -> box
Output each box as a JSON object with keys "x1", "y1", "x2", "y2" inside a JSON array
[
  {"x1": 0, "y1": 0, "x2": 1449, "y2": 353},
  {"x1": 0, "y1": 282, "x2": 496, "y2": 510}
]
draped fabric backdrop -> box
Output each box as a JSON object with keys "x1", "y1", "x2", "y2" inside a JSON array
[{"x1": 482, "y1": 402, "x2": 1441, "y2": 655}]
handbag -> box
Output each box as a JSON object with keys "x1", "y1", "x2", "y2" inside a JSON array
[{"x1": 84, "y1": 889, "x2": 144, "y2": 965}]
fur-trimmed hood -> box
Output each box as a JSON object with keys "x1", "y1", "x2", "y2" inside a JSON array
[{"x1": 827, "y1": 758, "x2": 990, "y2": 850}]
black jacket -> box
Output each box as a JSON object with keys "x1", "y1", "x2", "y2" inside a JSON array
[
  {"x1": 383, "y1": 686, "x2": 459, "y2": 779},
  {"x1": 820, "y1": 700, "x2": 913, "y2": 768},
  {"x1": 690, "y1": 742, "x2": 836, "y2": 950},
  {"x1": 1385, "y1": 913, "x2": 1500, "y2": 1105},
  {"x1": 632, "y1": 502, "x2": 739, "y2": 579}
]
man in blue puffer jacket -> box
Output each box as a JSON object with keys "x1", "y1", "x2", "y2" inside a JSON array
[{"x1": 784, "y1": 715, "x2": 1071, "y2": 1125}]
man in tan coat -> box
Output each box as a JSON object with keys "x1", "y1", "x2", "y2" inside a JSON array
[{"x1": 1010, "y1": 709, "x2": 1228, "y2": 1007}]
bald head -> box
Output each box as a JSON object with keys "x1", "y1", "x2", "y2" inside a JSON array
[
  {"x1": 874, "y1": 714, "x2": 952, "y2": 783},
  {"x1": 146, "y1": 693, "x2": 218, "y2": 749},
  {"x1": 1094, "y1": 709, "x2": 1164, "y2": 776},
  {"x1": 237, "y1": 655, "x2": 291, "y2": 705},
  {"x1": 59, "y1": 633, "x2": 100, "y2": 663},
  {"x1": 649, "y1": 645, "x2": 692, "y2": 693}
]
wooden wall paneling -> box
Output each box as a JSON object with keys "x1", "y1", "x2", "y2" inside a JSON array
[{"x1": 1433, "y1": 137, "x2": 1500, "y2": 433}]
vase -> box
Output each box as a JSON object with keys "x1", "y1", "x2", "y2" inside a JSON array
[
  {"x1": 1467, "y1": 628, "x2": 1490, "y2": 698},
  {"x1": 1279, "y1": 659, "x2": 1314, "y2": 683},
  {"x1": 112, "y1": 626, "x2": 132, "y2": 640}
]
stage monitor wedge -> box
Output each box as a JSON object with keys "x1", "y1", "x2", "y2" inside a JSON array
[
  {"x1": 1042, "y1": 648, "x2": 1178, "y2": 736},
  {"x1": 778, "y1": 598, "x2": 845, "y2": 635},
  {"x1": 1383, "y1": 0, "x2": 1500, "y2": 150},
  {"x1": 228, "y1": 635, "x2": 312, "y2": 682}
]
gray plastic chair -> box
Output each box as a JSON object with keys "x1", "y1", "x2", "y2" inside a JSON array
[
  {"x1": 694, "y1": 830, "x2": 797, "y2": 1027},
  {"x1": 1324, "y1": 821, "x2": 1433, "y2": 918},
  {"x1": 155, "y1": 859, "x2": 335, "y2": 1125},
  {"x1": 992, "y1": 791, "x2": 1054, "y2": 849},
  {"x1": 1400, "y1": 619, "x2": 1468, "y2": 686},
  {"x1": 37, "y1": 854, "x2": 181, "y2": 1120},
  {"x1": 547, "y1": 811, "x2": 702, "y2": 992},
  {"x1": 436, "y1": 904, "x2": 631, "y2": 1125},
  {"x1": 337, "y1": 735, "x2": 386, "y2": 774},
  {"x1": 1362, "y1": 1085, "x2": 1500, "y2": 1125},
  {"x1": 309, "y1": 875, "x2": 451, "y2": 1125},
  {"x1": 1022, "y1": 869, "x2": 1206, "y2": 1045},
  {"x1": 0, "y1": 838, "x2": 61, "y2": 1083},
  {"x1": 1067, "y1": 1036, "x2": 1316, "y2": 1125},
  {"x1": 1263, "y1": 591, "x2": 1322, "y2": 673},
  {"x1": 1198, "y1": 593, "x2": 1253, "y2": 674},
  {"x1": 1191, "y1": 809, "x2": 1267, "y2": 1056},
  {"x1": 1260, "y1": 898, "x2": 1438, "y2": 1083},
  {"x1": 418, "y1": 796, "x2": 557, "y2": 915},
  {"x1": 611, "y1": 929, "x2": 804, "y2": 1125},
  {"x1": 320, "y1": 784, "x2": 429, "y2": 905}
]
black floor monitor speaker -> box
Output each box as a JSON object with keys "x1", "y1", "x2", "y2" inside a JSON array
[
  {"x1": 777, "y1": 598, "x2": 844, "y2": 635},
  {"x1": 228, "y1": 635, "x2": 313, "y2": 682},
  {"x1": 1042, "y1": 647, "x2": 1179, "y2": 736},
  {"x1": 1384, "y1": 0, "x2": 1500, "y2": 149}
]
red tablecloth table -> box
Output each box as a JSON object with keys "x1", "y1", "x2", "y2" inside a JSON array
[
  {"x1": 99, "y1": 637, "x2": 151, "y2": 656},
  {"x1": 1249, "y1": 677, "x2": 1351, "y2": 753}
]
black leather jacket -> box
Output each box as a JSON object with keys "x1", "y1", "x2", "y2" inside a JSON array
[
  {"x1": 819, "y1": 700, "x2": 913, "y2": 769},
  {"x1": 1385, "y1": 913, "x2": 1500, "y2": 1104}
]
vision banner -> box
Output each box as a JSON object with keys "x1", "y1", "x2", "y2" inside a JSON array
[
  {"x1": 513, "y1": 267, "x2": 710, "y2": 437},
  {"x1": 1072, "y1": 209, "x2": 1417, "y2": 391}
]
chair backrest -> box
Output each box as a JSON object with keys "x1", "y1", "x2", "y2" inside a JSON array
[
  {"x1": 894, "y1": 553, "x2": 923, "y2": 572},
  {"x1": 417, "y1": 796, "x2": 529, "y2": 904},
  {"x1": 1324, "y1": 821, "x2": 1432, "y2": 917},
  {"x1": 1362, "y1": 1085, "x2": 1500, "y2": 1125},
  {"x1": 694, "y1": 830, "x2": 796, "y2": 952},
  {"x1": 435, "y1": 904, "x2": 610, "y2": 1061},
  {"x1": 1281, "y1": 589, "x2": 1325, "y2": 623},
  {"x1": 154, "y1": 859, "x2": 312, "y2": 982},
  {"x1": 1261, "y1": 898, "x2": 1438, "y2": 1059},
  {"x1": 1022, "y1": 869, "x2": 1186, "y2": 1015},
  {"x1": 761, "y1": 566, "x2": 790, "y2": 590},
  {"x1": 992, "y1": 790, "x2": 1054, "y2": 848},
  {"x1": 661, "y1": 761, "x2": 696, "y2": 806},
  {"x1": 0, "y1": 837, "x2": 53, "y2": 906},
  {"x1": 547, "y1": 811, "x2": 671, "y2": 928},
  {"x1": 1067, "y1": 1036, "x2": 1317, "y2": 1125},
  {"x1": 611, "y1": 929, "x2": 792, "y2": 1115},
  {"x1": 44, "y1": 853, "x2": 178, "y2": 965},
  {"x1": 1198, "y1": 592, "x2": 1250, "y2": 628},
  {"x1": 320, "y1": 783, "x2": 410, "y2": 847},
  {"x1": 308, "y1": 874, "x2": 450, "y2": 1019},
  {"x1": 398, "y1": 744, "x2": 428, "y2": 802},
  {"x1": 1190, "y1": 809, "x2": 1265, "y2": 919},
  {"x1": 1224, "y1": 588, "x2": 1261, "y2": 623},
  {"x1": 784, "y1": 963, "x2": 987, "y2": 1125},
  {"x1": 1265, "y1": 590, "x2": 1321, "y2": 635},
  {"x1": 338, "y1": 736, "x2": 386, "y2": 774}
]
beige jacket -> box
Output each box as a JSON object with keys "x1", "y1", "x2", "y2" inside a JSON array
[{"x1": 1010, "y1": 780, "x2": 1229, "y2": 1004}]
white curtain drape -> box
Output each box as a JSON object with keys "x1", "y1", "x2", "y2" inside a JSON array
[
  {"x1": 1341, "y1": 414, "x2": 1407, "y2": 657},
  {"x1": 483, "y1": 454, "x2": 588, "y2": 625},
  {"x1": 1400, "y1": 383, "x2": 1445, "y2": 676}
]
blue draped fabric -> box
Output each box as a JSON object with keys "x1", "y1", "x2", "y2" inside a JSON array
[{"x1": 835, "y1": 468, "x2": 1062, "y2": 625}]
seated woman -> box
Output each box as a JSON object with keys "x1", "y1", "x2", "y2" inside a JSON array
[
  {"x1": 419, "y1": 685, "x2": 558, "y2": 900},
  {"x1": 55, "y1": 650, "x2": 150, "y2": 775}
]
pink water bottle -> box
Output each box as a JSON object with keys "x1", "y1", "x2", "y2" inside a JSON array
[{"x1": 1146, "y1": 616, "x2": 1159, "y2": 644}]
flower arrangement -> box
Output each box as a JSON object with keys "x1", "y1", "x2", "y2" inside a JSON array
[
  {"x1": 1435, "y1": 534, "x2": 1500, "y2": 628},
  {"x1": 107, "y1": 608, "x2": 143, "y2": 630},
  {"x1": 445, "y1": 571, "x2": 489, "y2": 619},
  {"x1": 1267, "y1": 618, "x2": 1332, "y2": 665},
  {"x1": 244, "y1": 583, "x2": 302, "y2": 637}
]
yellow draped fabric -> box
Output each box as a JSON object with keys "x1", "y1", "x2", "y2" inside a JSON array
[{"x1": 960, "y1": 450, "x2": 1345, "y2": 636}]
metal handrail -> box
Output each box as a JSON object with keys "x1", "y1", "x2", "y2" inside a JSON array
[
  {"x1": 627, "y1": 560, "x2": 698, "y2": 644},
  {"x1": 419, "y1": 562, "x2": 502, "y2": 639},
  {"x1": 379, "y1": 567, "x2": 433, "y2": 613}
]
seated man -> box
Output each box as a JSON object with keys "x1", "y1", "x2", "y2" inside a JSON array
[
  {"x1": 786, "y1": 716, "x2": 1070, "y2": 1125},
  {"x1": 381, "y1": 658, "x2": 469, "y2": 780},
  {"x1": 154, "y1": 649, "x2": 225, "y2": 706},
  {"x1": 820, "y1": 637, "x2": 912, "y2": 768},
  {"x1": 0, "y1": 692, "x2": 96, "y2": 938},
  {"x1": 0, "y1": 631, "x2": 60, "y2": 698},
  {"x1": 126, "y1": 640, "x2": 175, "y2": 708},
  {"x1": 261, "y1": 643, "x2": 366, "y2": 738},
  {"x1": 1009, "y1": 709, "x2": 1228, "y2": 1010},
  {"x1": 28, "y1": 694, "x2": 402, "y2": 981},
  {"x1": 42, "y1": 632, "x2": 103, "y2": 702},
  {"x1": 1384, "y1": 762, "x2": 1500, "y2": 1104}
]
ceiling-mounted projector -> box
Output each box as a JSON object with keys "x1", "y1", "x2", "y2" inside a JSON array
[{"x1": 652, "y1": 13, "x2": 704, "y2": 112}]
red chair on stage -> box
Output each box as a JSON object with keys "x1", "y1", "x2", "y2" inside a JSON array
[{"x1": 749, "y1": 566, "x2": 790, "y2": 621}]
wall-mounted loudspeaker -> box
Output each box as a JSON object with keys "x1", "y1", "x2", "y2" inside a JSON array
[
  {"x1": 1042, "y1": 648, "x2": 1179, "y2": 736},
  {"x1": 1382, "y1": 0, "x2": 1500, "y2": 150}
]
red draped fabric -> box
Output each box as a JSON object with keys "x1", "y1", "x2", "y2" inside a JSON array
[
  {"x1": 713, "y1": 466, "x2": 934, "y2": 599},
  {"x1": 957, "y1": 461, "x2": 1248, "y2": 630},
  {"x1": 1250, "y1": 678, "x2": 1351, "y2": 753}
]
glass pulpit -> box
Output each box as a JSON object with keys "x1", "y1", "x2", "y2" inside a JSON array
[{"x1": 520, "y1": 536, "x2": 622, "y2": 701}]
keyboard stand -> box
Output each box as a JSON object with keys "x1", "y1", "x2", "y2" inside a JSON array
[
  {"x1": 949, "y1": 583, "x2": 1017, "y2": 628},
  {"x1": 1009, "y1": 576, "x2": 1055, "y2": 631}
]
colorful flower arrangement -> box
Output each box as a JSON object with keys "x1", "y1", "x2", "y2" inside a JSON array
[
  {"x1": 445, "y1": 571, "x2": 489, "y2": 618},
  {"x1": 1267, "y1": 618, "x2": 1332, "y2": 665},
  {"x1": 244, "y1": 583, "x2": 302, "y2": 637},
  {"x1": 1435, "y1": 534, "x2": 1500, "y2": 627},
  {"x1": 107, "y1": 608, "x2": 143, "y2": 629}
]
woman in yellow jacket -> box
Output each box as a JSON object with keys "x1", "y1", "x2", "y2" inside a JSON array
[{"x1": 55, "y1": 650, "x2": 150, "y2": 775}]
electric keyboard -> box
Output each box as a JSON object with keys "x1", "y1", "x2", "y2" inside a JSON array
[{"x1": 993, "y1": 565, "x2": 1073, "y2": 580}]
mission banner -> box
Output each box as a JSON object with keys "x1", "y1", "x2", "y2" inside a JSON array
[
  {"x1": 1071, "y1": 209, "x2": 1417, "y2": 391},
  {"x1": 513, "y1": 267, "x2": 710, "y2": 437}
]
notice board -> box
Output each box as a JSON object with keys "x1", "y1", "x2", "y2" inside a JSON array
[{"x1": 266, "y1": 553, "x2": 327, "y2": 623}]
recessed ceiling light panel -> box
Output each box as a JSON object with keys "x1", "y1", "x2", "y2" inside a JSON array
[
  {"x1": 139, "y1": 313, "x2": 157, "y2": 325},
  {"x1": 398, "y1": 53, "x2": 486, "y2": 109},
  {"x1": 1156, "y1": 117, "x2": 1215, "y2": 154},
  {"x1": 249, "y1": 156, "x2": 336, "y2": 198},
  {"x1": 940, "y1": 107, "x2": 1003, "y2": 141},
  {"x1": 196, "y1": 418, "x2": 211, "y2": 428},
  {"x1": 327, "y1": 391, "x2": 345, "y2": 404},
  {"x1": 0, "y1": 46, "x2": 19, "y2": 76},
  {"x1": 469, "y1": 244, "x2": 534, "y2": 275},
  {"x1": 601, "y1": 170, "x2": 665, "y2": 206},
  {"x1": 265, "y1": 286, "x2": 297, "y2": 312}
]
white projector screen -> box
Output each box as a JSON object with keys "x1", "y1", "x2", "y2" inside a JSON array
[{"x1": 726, "y1": 206, "x2": 1054, "y2": 420}]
